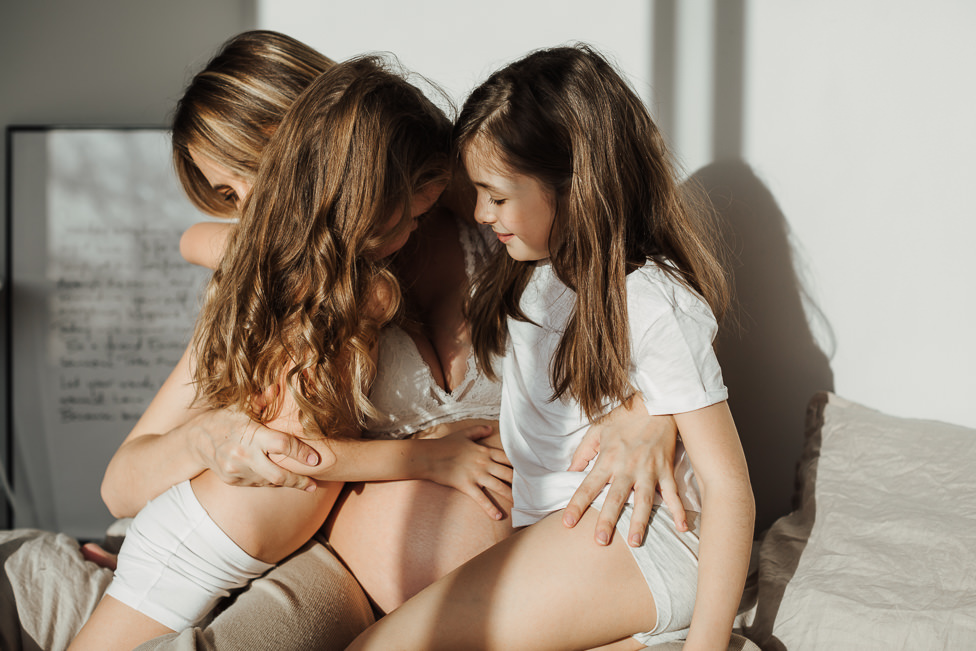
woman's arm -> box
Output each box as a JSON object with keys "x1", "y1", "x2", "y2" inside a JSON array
[
  {"x1": 101, "y1": 344, "x2": 320, "y2": 517},
  {"x1": 674, "y1": 401, "x2": 755, "y2": 651},
  {"x1": 179, "y1": 221, "x2": 236, "y2": 269},
  {"x1": 563, "y1": 395, "x2": 686, "y2": 546}
]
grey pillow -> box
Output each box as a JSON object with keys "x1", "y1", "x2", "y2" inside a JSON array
[{"x1": 746, "y1": 392, "x2": 976, "y2": 650}]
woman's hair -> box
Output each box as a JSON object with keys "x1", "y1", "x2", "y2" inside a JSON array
[
  {"x1": 191, "y1": 55, "x2": 453, "y2": 437},
  {"x1": 172, "y1": 30, "x2": 335, "y2": 217},
  {"x1": 457, "y1": 44, "x2": 729, "y2": 421}
]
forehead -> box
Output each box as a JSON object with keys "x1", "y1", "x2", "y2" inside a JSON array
[
  {"x1": 187, "y1": 145, "x2": 242, "y2": 185},
  {"x1": 462, "y1": 139, "x2": 518, "y2": 186}
]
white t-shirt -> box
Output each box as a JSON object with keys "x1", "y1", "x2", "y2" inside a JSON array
[{"x1": 500, "y1": 260, "x2": 728, "y2": 526}]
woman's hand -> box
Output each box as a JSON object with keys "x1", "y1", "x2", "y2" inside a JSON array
[
  {"x1": 190, "y1": 408, "x2": 322, "y2": 492},
  {"x1": 419, "y1": 425, "x2": 513, "y2": 520},
  {"x1": 563, "y1": 395, "x2": 687, "y2": 547}
]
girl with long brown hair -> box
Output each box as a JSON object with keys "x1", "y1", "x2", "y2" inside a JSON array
[
  {"x1": 350, "y1": 45, "x2": 754, "y2": 651},
  {"x1": 69, "y1": 55, "x2": 512, "y2": 650}
]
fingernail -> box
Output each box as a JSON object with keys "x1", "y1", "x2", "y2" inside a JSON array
[
  {"x1": 681, "y1": 520, "x2": 688, "y2": 531},
  {"x1": 307, "y1": 453, "x2": 319, "y2": 465},
  {"x1": 630, "y1": 534, "x2": 642, "y2": 547},
  {"x1": 305, "y1": 483, "x2": 317, "y2": 492},
  {"x1": 597, "y1": 531, "x2": 609, "y2": 545}
]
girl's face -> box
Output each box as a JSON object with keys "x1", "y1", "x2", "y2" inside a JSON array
[
  {"x1": 463, "y1": 144, "x2": 555, "y2": 262},
  {"x1": 189, "y1": 146, "x2": 252, "y2": 210},
  {"x1": 373, "y1": 179, "x2": 447, "y2": 259},
  {"x1": 190, "y1": 146, "x2": 443, "y2": 260}
]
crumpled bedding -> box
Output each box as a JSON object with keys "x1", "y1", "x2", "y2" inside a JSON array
[
  {"x1": 0, "y1": 529, "x2": 112, "y2": 651},
  {"x1": 746, "y1": 392, "x2": 976, "y2": 650}
]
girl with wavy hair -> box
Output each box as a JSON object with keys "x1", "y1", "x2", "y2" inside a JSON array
[
  {"x1": 350, "y1": 45, "x2": 754, "y2": 651},
  {"x1": 69, "y1": 55, "x2": 512, "y2": 650}
]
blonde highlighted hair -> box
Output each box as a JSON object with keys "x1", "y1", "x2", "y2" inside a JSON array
[
  {"x1": 457, "y1": 45, "x2": 729, "y2": 421},
  {"x1": 172, "y1": 30, "x2": 335, "y2": 217},
  {"x1": 191, "y1": 55, "x2": 453, "y2": 437}
]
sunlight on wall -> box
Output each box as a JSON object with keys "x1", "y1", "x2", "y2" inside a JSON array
[{"x1": 742, "y1": 1, "x2": 976, "y2": 428}]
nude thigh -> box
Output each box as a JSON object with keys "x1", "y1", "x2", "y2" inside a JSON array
[
  {"x1": 191, "y1": 471, "x2": 342, "y2": 563},
  {"x1": 326, "y1": 477, "x2": 515, "y2": 614},
  {"x1": 348, "y1": 507, "x2": 656, "y2": 651}
]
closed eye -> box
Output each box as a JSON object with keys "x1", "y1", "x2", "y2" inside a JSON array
[
  {"x1": 488, "y1": 197, "x2": 506, "y2": 206},
  {"x1": 216, "y1": 187, "x2": 238, "y2": 205}
]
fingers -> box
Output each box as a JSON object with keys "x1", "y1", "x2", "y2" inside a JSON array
[
  {"x1": 259, "y1": 453, "x2": 319, "y2": 492},
  {"x1": 563, "y1": 466, "x2": 610, "y2": 529},
  {"x1": 568, "y1": 429, "x2": 600, "y2": 472},
  {"x1": 261, "y1": 428, "x2": 320, "y2": 467},
  {"x1": 213, "y1": 423, "x2": 319, "y2": 491},
  {"x1": 460, "y1": 424, "x2": 494, "y2": 441},
  {"x1": 628, "y1": 484, "x2": 656, "y2": 547},
  {"x1": 658, "y1": 477, "x2": 688, "y2": 532},
  {"x1": 593, "y1": 478, "x2": 633, "y2": 546},
  {"x1": 461, "y1": 484, "x2": 505, "y2": 520}
]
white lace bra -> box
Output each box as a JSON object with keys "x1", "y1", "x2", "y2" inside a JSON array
[{"x1": 365, "y1": 217, "x2": 501, "y2": 439}]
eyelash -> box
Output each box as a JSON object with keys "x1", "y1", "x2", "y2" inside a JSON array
[
  {"x1": 487, "y1": 197, "x2": 505, "y2": 206},
  {"x1": 219, "y1": 190, "x2": 237, "y2": 204}
]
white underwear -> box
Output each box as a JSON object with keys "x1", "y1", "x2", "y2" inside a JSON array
[
  {"x1": 105, "y1": 480, "x2": 273, "y2": 631},
  {"x1": 613, "y1": 504, "x2": 701, "y2": 647}
]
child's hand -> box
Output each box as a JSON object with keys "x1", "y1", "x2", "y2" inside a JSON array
[
  {"x1": 420, "y1": 425, "x2": 513, "y2": 520},
  {"x1": 563, "y1": 395, "x2": 687, "y2": 547}
]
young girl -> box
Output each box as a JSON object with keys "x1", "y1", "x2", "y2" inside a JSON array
[
  {"x1": 349, "y1": 45, "x2": 754, "y2": 651},
  {"x1": 68, "y1": 55, "x2": 513, "y2": 651}
]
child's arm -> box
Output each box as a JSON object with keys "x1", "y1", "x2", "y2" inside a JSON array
[
  {"x1": 274, "y1": 426, "x2": 513, "y2": 520},
  {"x1": 180, "y1": 221, "x2": 236, "y2": 269},
  {"x1": 674, "y1": 401, "x2": 754, "y2": 651}
]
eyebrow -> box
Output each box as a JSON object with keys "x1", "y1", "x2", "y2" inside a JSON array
[{"x1": 472, "y1": 180, "x2": 503, "y2": 193}]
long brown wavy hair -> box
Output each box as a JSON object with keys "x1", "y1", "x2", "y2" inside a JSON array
[
  {"x1": 457, "y1": 45, "x2": 729, "y2": 421},
  {"x1": 172, "y1": 30, "x2": 335, "y2": 217},
  {"x1": 191, "y1": 55, "x2": 452, "y2": 437}
]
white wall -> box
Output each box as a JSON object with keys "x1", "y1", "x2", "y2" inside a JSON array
[
  {"x1": 742, "y1": 1, "x2": 976, "y2": 430},
  {"x1": 258, "y1": 0, "x2": 653, "y2": 109},
  {"x1": 260, "y1": 0, "x2": 976, "y2": 530}
]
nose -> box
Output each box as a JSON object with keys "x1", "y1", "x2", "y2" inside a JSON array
[{"x1": 473, "y1": 195, "x2": 494, "y2": 225}]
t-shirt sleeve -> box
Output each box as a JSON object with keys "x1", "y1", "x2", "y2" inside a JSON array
[{"x1": 631, "y1": 292, "x2": 728, "y2": 416}]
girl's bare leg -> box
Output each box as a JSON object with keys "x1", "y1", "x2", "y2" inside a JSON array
[
  {"x1": 69, "y1": 475, "x2": 342, "y2": 650},
  {"x1": 68, "y1": 595, "x2": 173, "y2": 651},
  {"x1": 348, "y1": 507, "x2": 656, "y2": 651}
]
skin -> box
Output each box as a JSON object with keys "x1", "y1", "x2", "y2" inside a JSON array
[
  {"x1": 464, "y1": 151, "x2": 556, "y2": 261},
  {"x1": 349, "y1": 145, "x2": 754, "y2": 650}
]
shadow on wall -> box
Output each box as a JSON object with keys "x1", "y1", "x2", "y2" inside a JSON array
[{"x1": 688, "y1": 161, "x2": 834, "y2": 533}]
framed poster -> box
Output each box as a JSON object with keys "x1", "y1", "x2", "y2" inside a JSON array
[{"x1": 6, "y1": 127, "x2": 212, "y2": 539}]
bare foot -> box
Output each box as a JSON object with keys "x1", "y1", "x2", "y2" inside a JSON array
[{"x1": 80, "y1": 542, "x2": 118, "y2": 571}]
